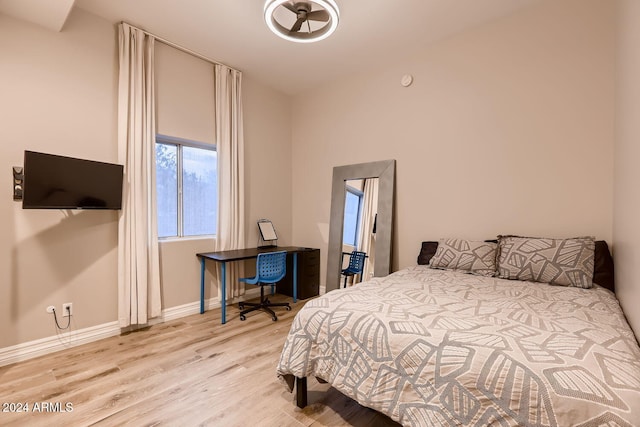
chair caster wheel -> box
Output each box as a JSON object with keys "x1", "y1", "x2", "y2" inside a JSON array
[
  {"x1": 239, "y1": 303, "x2": 244, "y2": 309},
  {"x1": 272, "y1": 315, "x2": 277, "y2": 321},
  {"x1": 264, "y1": 298, "x2": 270, "y2": 304},
  {"x1": 240, "y1": 314, "x2": 246, "y2": 321},
  {"x1": 286, "y1": 306, "x2": 291, "y2": 311}
]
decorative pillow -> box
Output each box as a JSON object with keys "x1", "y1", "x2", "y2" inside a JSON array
[
  {"x1": 593, "y1": 240, "x2": 614, "y2": 292},
  {"x1": 429, "y1": 238, "x2": 497, "y2": 276},
  {"x1": 417, "y1": 241, "x2": 439, "y2": 265},
  {"x1": 496, "y1": 235, "x2": 595, "y2": 288},
  {"x1": 417, "y1": 240, "x2": 497, "y2": 265}
]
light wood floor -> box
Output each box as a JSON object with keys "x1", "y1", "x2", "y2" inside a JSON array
[{"x1": 0, "y1": 295, "x2": 400, "y2": 426}]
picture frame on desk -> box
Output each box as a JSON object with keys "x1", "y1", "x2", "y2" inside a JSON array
[{"x1": 257, "y1": 219, "x2": 278, "y2": 248}]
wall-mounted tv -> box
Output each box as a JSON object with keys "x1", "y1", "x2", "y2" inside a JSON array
[{"x1": 22, "y1": 150, "x2": 124, "y2": 210}]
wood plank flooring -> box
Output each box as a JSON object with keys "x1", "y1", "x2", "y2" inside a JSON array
[{"x1": 0, "y1": 295, "x2": 400, "y2": 426}]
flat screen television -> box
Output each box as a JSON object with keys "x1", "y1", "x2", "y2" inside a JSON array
[{"x1": 22, "y1": 150, "x2": 124, "y2": 210}]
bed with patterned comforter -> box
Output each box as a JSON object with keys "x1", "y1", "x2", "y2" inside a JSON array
[{"x1": 276, "y1": 266, "x2": 640, "y2": 426}]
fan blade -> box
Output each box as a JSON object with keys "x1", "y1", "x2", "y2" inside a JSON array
[
  {"x1": 282, "y1": 2, "x2": 297, "y2": 13},
  {"x1": 290, "y1": 17, "x2": 305, "y2": 32},
  {"x1": 307, "y1": 10, "x2": 330, "y2": 22}
]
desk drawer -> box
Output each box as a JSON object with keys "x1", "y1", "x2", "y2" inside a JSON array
[
  {"x1": 277, "y1": 249, "x2": 320, "y2": 299},
  {"x1": 304, "y1": 251, "x2": 320, "y2": 265}
]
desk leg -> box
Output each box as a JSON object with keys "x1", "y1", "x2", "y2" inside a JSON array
[
  {"x1": 221, "y1": 261, "x2": 227, "y2": 324},
  {"x1": 200, "y1": 258, "x2": 205, "y2": 314},
  {"x1": 293, "y1": 252, "x2": 298, "y2": 303}
]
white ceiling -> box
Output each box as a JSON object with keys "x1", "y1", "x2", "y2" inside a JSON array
[
  {"x1": 0, "y1": 0, "x2": 75, "y2": 31},
  {"x1": 2, "y1": 0, "x2": 543, "y2": 95}
]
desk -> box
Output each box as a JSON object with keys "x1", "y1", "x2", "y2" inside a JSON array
[{"x1": 197, "y1": 246, "x2": 313, "y2": 324}]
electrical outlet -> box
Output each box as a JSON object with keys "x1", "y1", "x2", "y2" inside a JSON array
[
  {"x1": 46, "y1": 305, "x2": 55, "y2": 314},
  {"x1": 62, "y1": 303, "x2": 73, "y2": 317}
]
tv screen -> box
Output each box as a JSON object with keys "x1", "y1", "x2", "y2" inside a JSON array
[{"x1": 22, "y1": 150, "x2": 124, "y2": 210}]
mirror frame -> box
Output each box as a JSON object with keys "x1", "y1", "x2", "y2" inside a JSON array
[{"x1": 326, "y1": 159, "x2": 396, "y2": 292}]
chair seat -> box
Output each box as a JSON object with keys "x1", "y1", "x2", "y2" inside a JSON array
[
  {"x1": 238, "y1": 251, "x2": 289, "y2": 321},
  {"x1": 239, "y1": 276, "x2": 260, "y2": 285}
]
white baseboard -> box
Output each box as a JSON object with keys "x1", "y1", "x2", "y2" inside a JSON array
[
  {"x1": 0, "y1": 289, "x2": 263, "y2": 368},
  {"x1": 0, "y1": 321, "x2": 121, "y2": 367}
]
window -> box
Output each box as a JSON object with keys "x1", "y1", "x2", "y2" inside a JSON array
[
  {"x1": 155, "y1": 135, "x2": 217, "y2": 238},
  {"x1": 343, "y1": 185, "x2": 363, "y2": 246}
]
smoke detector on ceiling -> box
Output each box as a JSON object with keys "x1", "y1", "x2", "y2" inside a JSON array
[{"x1": 264, "y1": 0, "x2": 340, "y2": 43}]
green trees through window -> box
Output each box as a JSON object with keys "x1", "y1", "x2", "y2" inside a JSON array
[{"x1": 155, "y1": 136, "x2": 217, "y2": 238}]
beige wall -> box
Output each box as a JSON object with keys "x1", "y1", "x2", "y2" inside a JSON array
[
  {"x1": 0, "y1": 8, "x2": 292, "y2": 349},
  {"x1": 242, "y1": 75, "x2": 293, "y2": 246},
  {"x1": 613, "y1": 0, "x2": 640, "y2": 341},
  {"x1": 291, "y1": 0, "x2": 615, "y2": 287},
  {"x1": 0, "y1": 9, "x2": 119, "y2": 348}
]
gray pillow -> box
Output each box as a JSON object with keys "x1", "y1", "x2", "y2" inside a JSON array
[
  {"x1": 429, "y1": 238, "x2": 497, "y2": 277},
  {"x1": 496, "y1": 235, "x2": 595, "y2": 288}
]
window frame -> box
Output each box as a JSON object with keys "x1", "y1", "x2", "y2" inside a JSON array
[{"x1": 155, "y1": 134, "x2": 217, "y2": 240}]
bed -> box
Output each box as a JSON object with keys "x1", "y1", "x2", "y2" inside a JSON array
[{"x1": 276, "y1": 237, "x2": 640, "y2": 426}]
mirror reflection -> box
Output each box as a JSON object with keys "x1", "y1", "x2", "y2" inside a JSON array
[
  {"x1": 341, "y1": 178, "x2": 378, "y2": 285},
  {"x1": 326, "y1": 159, "x2": 395, "y2": 292}
]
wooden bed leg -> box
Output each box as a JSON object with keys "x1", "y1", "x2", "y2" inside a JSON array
[{"x1": 296, "y1": 376, "x2": 307, "y2": 408}]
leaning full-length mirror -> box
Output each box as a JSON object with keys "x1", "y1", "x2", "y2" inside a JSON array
[{"x1": 326, "y1": 160, "x2": 395, "y2": 292}]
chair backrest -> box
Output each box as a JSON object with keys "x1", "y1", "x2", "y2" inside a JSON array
[
  {"x1": 256, "y1": 251, "x2": 287, "y2": 283},
  {"x1": 348, "y1": 251, "x2": 367, "y2": 273}
]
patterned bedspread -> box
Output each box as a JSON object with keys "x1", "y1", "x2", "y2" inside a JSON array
[{"x1": 276, "y1": 266, "x2": 640, "y2": 426}]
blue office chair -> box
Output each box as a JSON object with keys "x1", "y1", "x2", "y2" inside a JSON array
[
  {"x1": 341, "y1": 251, "x2": 368, "y2": 288},
  {"x1": 238, "y1": 251, "x2": 291, "y2": 321}
]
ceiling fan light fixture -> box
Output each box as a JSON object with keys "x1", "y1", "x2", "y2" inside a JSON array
[{"x1": 264, "y1": 0, "x2": 340, "y2": 43}]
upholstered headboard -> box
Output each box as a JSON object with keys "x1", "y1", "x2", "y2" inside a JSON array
[{"x1": 417, "y1": 239, "x2": 615, "y2": 293}]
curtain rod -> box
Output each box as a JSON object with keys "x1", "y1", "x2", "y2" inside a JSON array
[{"x1": 122, "y1": 22, "x2": 241, "y2": 74}]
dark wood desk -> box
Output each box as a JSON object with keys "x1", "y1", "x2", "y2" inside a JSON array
[{"x1": 197, "y1": 246, "x2": 315, "y2": 324}]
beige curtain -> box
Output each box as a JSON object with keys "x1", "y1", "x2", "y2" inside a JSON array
[
  {"x1": 357, "y1": 178, "x2": 378, "y2": 281},
  {"x1": 214, "y1": 64, "x2": 246, "y2": 299},
  {"x1": 116, "y1": 23, "x2": 161, "y2": 327}
]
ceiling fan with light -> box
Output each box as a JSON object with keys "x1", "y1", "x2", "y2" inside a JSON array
[
  {"x1": 286, "y1": 2, "x2": 329, "y2": 33},
  {"x1": 264, "y1": 0, "x2": 340, "y2": 43}
]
